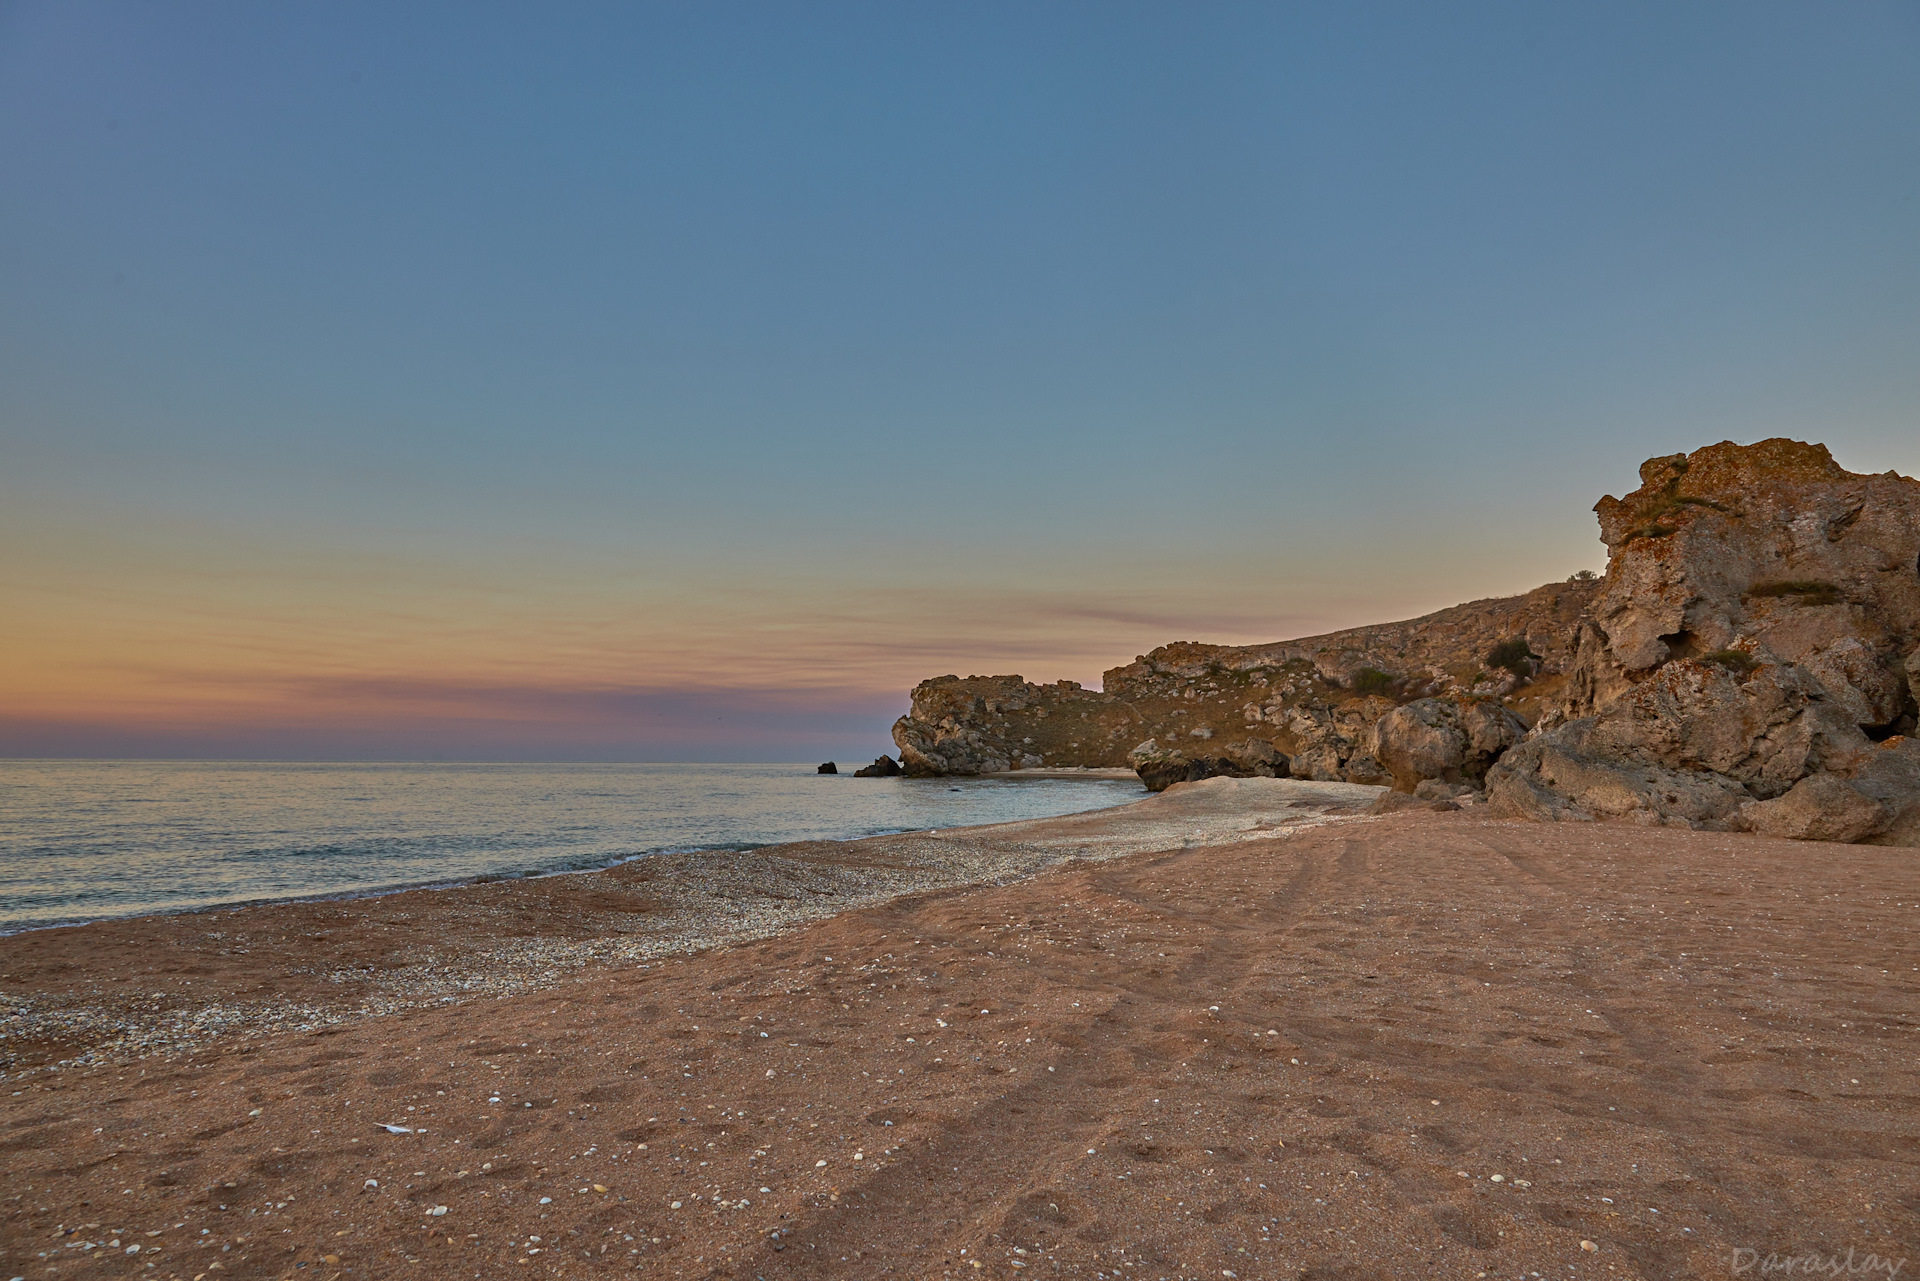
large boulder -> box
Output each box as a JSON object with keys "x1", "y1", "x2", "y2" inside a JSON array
[
  {"x1": 1368, "y1": 697, "x2": 1527, "y2": 792},
  {"x1": 1128, "y1": 738, "x2": 1288, "y2": 794},
  {"x1": 1485, "y1": 718, "x2": 1754, "y2": 828},
  {"x1": 853, "y1": 754, "x2": 906, "y2": 778},
  {"x1": 1739, "y1": 774, "x2": 1888, "y2": 844},
  {"x1": 1850, "y1": 735, "x2": 1920, "y2": 846},
  {"x1": 1340, "y1": 752, "x2": 1393, "y2": 787},
  {"x1": 1283, "y1": 696, "x2": 1399, "y2": 783}
]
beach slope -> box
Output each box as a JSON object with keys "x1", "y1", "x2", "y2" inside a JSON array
[{"x1": 3, "y1": 781, "x2": 1915, "y2": 1279}]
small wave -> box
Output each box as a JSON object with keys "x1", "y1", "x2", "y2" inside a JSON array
[{"x1": 0, "y1": 763, "x2": 1141, "y2": 934}]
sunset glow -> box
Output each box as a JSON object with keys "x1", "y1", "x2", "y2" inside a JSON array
[{"x1": 4, "y1": 3, "x2": 1916, "y2": 758}]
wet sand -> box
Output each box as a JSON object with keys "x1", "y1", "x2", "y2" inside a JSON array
[{"x1": 2, "y1": 779, "x2": 1915, "y2": 1280}]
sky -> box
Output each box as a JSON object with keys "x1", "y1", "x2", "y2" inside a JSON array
[{"x1": 3, "y1": 2, "x2": 1918, "y2": 761}]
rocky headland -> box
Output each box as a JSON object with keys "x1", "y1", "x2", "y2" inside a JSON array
[
  {"x1": 894, "y1": 439, "x2": 1920, "y2": 844},
  {"x1": 892, "y1": 579, "x2": 1597, "y2": 782}
]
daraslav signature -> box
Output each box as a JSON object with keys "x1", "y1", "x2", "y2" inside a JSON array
[{"x1": 1732, "y1": 1247, "x2": 1907, "y2": 1278}]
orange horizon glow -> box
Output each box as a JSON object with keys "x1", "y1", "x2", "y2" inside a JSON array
[{"x1": 1, "y1": 496, "x2": 1603, "y2": 757}]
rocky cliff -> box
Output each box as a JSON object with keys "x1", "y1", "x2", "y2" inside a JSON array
[
  {"x1": 894, "y1": 438, "x2": 1920, "y2": 845},
  {"x1": 891, "y1": 576, "x2": 1599, "y2": 779},
  {"x1": 1487, "y1": 439, "x2": 1920, "y2": 843}
]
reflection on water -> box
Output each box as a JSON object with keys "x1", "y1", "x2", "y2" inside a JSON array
[{"x1": 0, "y1": 761, "x2": 1143, "y2": 932}]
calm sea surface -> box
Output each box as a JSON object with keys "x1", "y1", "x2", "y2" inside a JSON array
[{"x1": 0, "y1": 761, "x2": 1144, "y2": 934}]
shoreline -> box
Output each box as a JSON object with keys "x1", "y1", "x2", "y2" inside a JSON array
[
  {"x1": 0, "y1": 842, "x2": 767, "y2": 942},
  {"x1": 0, "y1": 770, "x2": 1148, "y2": 940},
  {"x1": 2, "y1": 782, "x2": 1911, "y2": 1278},
  {"x1": 0, "y1": 777, "x2": 1378, "y2": 1075}
]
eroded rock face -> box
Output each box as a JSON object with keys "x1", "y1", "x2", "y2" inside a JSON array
[
  {"x1": 853, "y1": 755, "x2": 905, "y2": 778},
  {"x1": 1493, "y1": 439, "x2": 1920, "y2": 842},
  {"x1": 1368, "y1": 698, "x2": 1527, "y2": 793},
  {"x1": 1567, "y1": 440, "x2": 1920, "y2": 724},
  {"x1": 893, "y1": 439, "x2": 1920, "y2": 842},
  {"x1": 891, "y1": 675, "x2": 1118, "y2": 776},
  {"x1": 1486, "y1": 717, "x2": 1756, "y2": 827},
  {"x1": 890, "y1": 581, "x2": 1599, "y2": 783},
  {"x1": 1127, "y1": 738, "x2": 1289, "y2": 793}
]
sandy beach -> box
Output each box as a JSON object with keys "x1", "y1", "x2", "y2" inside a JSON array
[{"x1": 3, "y1": 778, "x2": 1915, "y2": 1280}]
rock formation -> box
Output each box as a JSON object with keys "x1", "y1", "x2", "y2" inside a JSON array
[
  {"x1": 853, "y1": 755, "x2": 905, "y2": 778},
  {"x1": 816, "y1": 761, "x2": 838, "y2": 774},
  {"x1": 1367, "y1": 697, "x2": 1527, "y2": 793},
  {"x1": 893, "y1": 438, "x2": 1920, "y2": 844},
  {"x1": 1486, "y1": 440, "x2": 1920, "y2": 843},
  {"x1": 1127, "y1": 738, "x2": 1288, "y2": 794},
  {"x1": 890, "y1": 580, "x2": 1597, "y2": 777}
]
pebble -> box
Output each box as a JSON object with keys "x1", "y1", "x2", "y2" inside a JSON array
[{"x1": 4, "y1": 824, "x2": 1318, "y2": 1071}]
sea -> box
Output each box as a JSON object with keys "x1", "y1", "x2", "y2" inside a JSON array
[{"x1": 0, "y1": 761, "x2": 1144, "y2": 935}]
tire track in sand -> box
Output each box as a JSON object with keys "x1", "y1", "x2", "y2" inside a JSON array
[{"x1": 720, "y1": 837, "x2": 1335, "y2": 1276}]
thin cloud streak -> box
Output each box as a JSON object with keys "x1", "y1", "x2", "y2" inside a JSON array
[{"x1": 2, "y1": 509, "x2": 1572, "y2": 758}]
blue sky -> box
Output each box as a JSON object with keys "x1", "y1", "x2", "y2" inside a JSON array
[{"x1": 3, "y1": 2, "x2": 1917, "y2": 758}]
